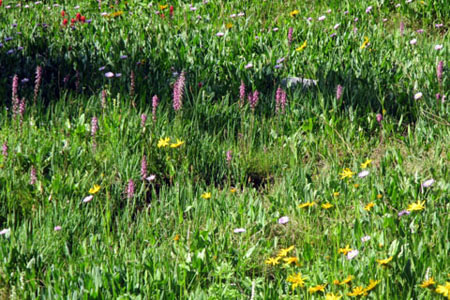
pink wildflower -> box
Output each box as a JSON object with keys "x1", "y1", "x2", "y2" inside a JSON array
[
  {"x1": 336, "y1": 84, "x2": 343, "y2": 100},
  {"x1": 141, "y1": 155, "x2": 147, "y2": 180},
  {"x1": 288, "y1": 27, "x2": 293, "y2": 45},
  {"x1": 34, "y1": 66, "x2": 42, "y2": 103},
  {"x1": 173, "y1": 71, "x2": 185, "y2": 111},
  {"x1": 437, "y1": 61, "x2": 443, "y2": 83},
  {"x1": 152, "y1": 95, "x2": 159, "y2": 122},
  {"x1": 126, "y1": 179, "x2": 135, "y2": 199},
  {"x1": 30, "y1": 166, "x2": 37, "y2": 185},
  {"x1": 141, "y1": 114, "x2": 147, "y2": 128},
  {"x1": 239, "y1": 81, "x2": 245, "y2": 107}
]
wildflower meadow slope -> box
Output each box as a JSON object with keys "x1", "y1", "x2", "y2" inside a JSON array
[{"x1": 0, "y1": 0, "x2": 448, "y2": 299}]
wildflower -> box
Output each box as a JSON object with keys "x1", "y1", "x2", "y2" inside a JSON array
[
  {"x1": 289, "y1": 10, "x2": 299, "y2": 17},
  {"x1": 414, "y1": 92, "x2": 423, "y2": 100},
  {"x1": 157, "y1": 137, "x2": 170, "y2": 148},
  {"x1": 159, "y1": 4, "x2": 168, "y2": 10},
  {"x1": 129, "y1": 70, "x2": 135, "y2": 97},
  {"x1": 296, "y1": 40, "x2": 307, "y2": 52},
  {"x1": 173, "y1": 234, "x2": 180, "y2": 241},
  {"x1": 216, "y1": 32, "x2": 224, "y2": 37},
  {"x1": 173, "y1": 71, "x2": 185, "y2": 111},
  {"x1": 376, "y1": 256, "x2": 393, "y2": 266},
  {"x1": 376, "y1": 194, "x2": 383, "y2": 199},
  {"x1": 334, "y1": 23, "x2": 340, "y2": 30},
  {"x1": 89, "y1": 184, "x2": 101, "y2": 195},
  {"x1": 126, "y1": 179, "x2": 135, "y2": 199},
  {"x1": 239, "y1": 81, "x2": 245, "y2": 107},
  {"x1": 336, "y1": 84, "x2": 343, "y2": 100},
  {"x1": 152, "y1": 95, "x2": 159, "y2": 122},
  {"x1": 308, "y1": 284, "x2": 327, "y2": 293},
  {"x1": 140, "y1": 114, "x2": 147, "y2": 128},
  {"x1": 230, "y1": 187, "x2": 237, "y2": 193},
  {"x1": 0, "y1": 228, "x2": 10, "y2": 235},
  {"x1": 233, "y1": 228, "x2": 246, "y2": 233},
  {"x1": 146, "y1": 175, "x2": 156, "y2": 182},
  {"x1": 340, "y1": 275, "x2": 353, "y2": 285},
  {"x1": 361, "y1": 235, "x2": 371, "y2": 242},
  {"x1": 226, "y1": 150, "x2": 232, "y2": 164},
  {"x1": 421, "y1": 179, "x2": 435, "y2": 188},
  {"x1": 365, "y1": 6, "x2": 372, "y2": 13},
  {"x1": 244, "y1": 63, "x2": 253, "y2": 69},
  {"x1": 2, "y1": 142, "x2": 8, "y2": 157},
  {"x1": 333, "y1": 192, "x2": 340, "y2": 197},
  {"x1": 283, "y1": 257, "x2": 299, "y2": 265},
  {"x1": 325, "y1": 293, "x2": 342, "y2": 300},
  {"x1": 30, "y1": 166, "x2": 37, "y2": 185},
  {"x1": 437, "y1": 61, "x2": 443, "y2": 84},
  {"x1": 361, "y1": 159, "x2": 372, "y2": 169},
  {"x1": 347, "y1": 286, "x2": 367, "y2": 297},
  {"x1": 318, "y1": 15, "x2": 326, "y2": 21},
  {"x1": 105, "y1": 72, "x2": 114, "y2": 78},
  {"x1": 347, "y1": 249, "x2": 359, "y2": 260},
  {"x1": 12, "y1": 75, "x2": 19, "y2": 118},
  {"x1": 410, "y1": 39, "x2": 417, "y2": 45},
  {"x1": 141, "y1": 155, "x2": 147, "y2": 180},
  {"x1": 435, "y1": 282, "x2": 450, "y2": 298},
  {"x1": 339, "y1": 168, "x2": 355, "y2": 179},
  {"x1": 406, "y1": 200, "x2": 425, "y2": 211},
  {"x1": 278, "y1": 216, "x2": 289, "y2": 224},
  {"x1": 225, "y1": 23, "x2": 233, "y2": 29},
  {"x1": 265, "y1": 257, "x2": 281, "y2": 266},
  {"x1": 398, "y1": 210, "x2": 411, "y2": 217},
  {"x1": 358, "y1": 170, "x2": 370, "y2": 178},
  {"x1": 420, "y1": 277, "x2": 436, "y2": 288},
  {"x1": 298, "y1": 201, "x2": 315, "y2": 208},
  {"x1": 287, "y1": 273, "x2": 307, "y2": 289},
  {"x1": 278, "y1": 246, "x2": 295, "y2": 257},
  {"x1": 82, "y1": 195, "x2": 94, "y2": 203},
  {"x1": 34, "y1": 66, "x2": 42, "y2": 103},
  {"x1": 360, "y1": 36, "x2": 370, "y2": 49},
  {"x1": 101, "y1": 90, "x2": 107, "y2": 109},
  {"x1": 376, "y1": 113, "x2": 383, "y2": 124},
  {"x1": 364, "y1": 279, "x2": 380, "y2": 292},
  {"x1": 54, "y1": 226, "x2": 62, "y2": 231},
  {"x1": 338, "y1": 245, "x2": 352, "y2": 255},
  {"x1": 275, "y1": 86, "x2": 287, "y2": 113},
  {"x1": 400, "y1": 21, "x2": 405, "y2": 35},
  {"x1": 364, "y1": 202, "x2": 375, "y2": 211},
  {"x1": 322, "y1": 203, "x2": 333, "y2": 209},
  {"x1": 333, "y1": 280, "x2": 340, "y2": 285},
  {"x1": 170, "y1": 139, "x2": 184, "y2": 148},
  {"x1": 248, "y1": 90, "x2": 259, "y2": 110},
  {"x1": 435, "y1": 44, "x2": 443, "y2": 51},
  {"x1": 288, "y1": 27, "x2": 293, "y2": 45},
  {"x1": 201, "y1": 192, "x2": 211, "y2": 199}
]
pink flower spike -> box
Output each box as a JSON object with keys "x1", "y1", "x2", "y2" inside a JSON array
[{"x1": 83, "y1": 195, "x2": 94, "y2": 203}]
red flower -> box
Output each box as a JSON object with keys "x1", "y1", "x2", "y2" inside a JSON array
[
  {"x1": 71, "y1": 18, "x2": 76, "y2": 24},
  {"x1": 80, "y1": 16, "x2": 86, "y2": 23},
  {"x1": 76, "y1": 13, "x2": 81, "y2": 21},
  {"x1": 169, "y1": 5, "x2": 174, "y2": 17},
  {"x1": 61, "y1": 10, "x2": 65, "y2": 17},
  {"x1": 62, "y1": 19, "x2": 68, "y2": 25},
  {"x1": 161, "y1": 13, "x2": 165, "y2": 19},
  {"x1": 0, "y1": 0, "x2": 2, "y2": 7}
]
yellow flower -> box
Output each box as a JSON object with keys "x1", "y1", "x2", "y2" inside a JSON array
[
  {"x1": 333, "y1": 279, "x2": 341, "y2": 285},
  {"x1": 289, "y1": 9, "x2": 299, "y2": 17},
  {"x1": 226, "y1": 23, "x2": 233, "y2": 29},
  {"x1": 325, "y1": 293, "x2": 342, "y2": 300},
  {"x1": 353, "y1": 184, "x2": 360, "y2": 188},
  {"x1": 278, "y1": 245, "x2": 295, "y2": 257},
  {"x1": 376, "y1": 194, "x2": 383, "y2": 199},
  {"x1": 338, "y1": 245, "x2": 352, "y2": 255},
  {"x1": 322, "y1": 203, "x2": 333, "y2": 209},
  {"x1": 89, "y1": 184, "x2": 101, "y2": 195},
  {"x1": 340, "y1": 275, "x2": 353, "y2": 285},
  {"x1": 201, "y1": 192, "x2": 211, "y2": 199},
  {"x1": 364, "y1": 279, "x2": 380, "y2": 292},
  {"x1": 173, "y1": 234, "x2": 180, "y2": 241},
  {"x1": 296, "y1": 40, "x2": 307, "y2": 52},
  {"x1": 407, "y1": 200, "x2": 425, "y2": 212},
  {"x1": 361, "y1": 159, "x2": 372, "y2": 169},
  {"x1": 170, "y1": 139, "x2": 185, "y2": 148},
  {"x1": 298, "y1": 201, "x2": 316, "y2": 208},
  {"x1": 230, "y1": 187, "x2": 237, "y2": 193},
  {"x1": 377, "y1": 256, "x2": 393, "y2": 266},
  {"x1": 333, "y1": 192, "x2": 340, "y2": 197},
  {"x1": 287, "y1": 273, "x2": 307, "y2": 290},
  {"x1": 339, "y1": 168, "x2": 355, "y2": 179},
  {"x1": 159, "y1": 4, "x2": 168, "y2": 10},
  {"x1": 283, "y1": 256, "x2": 299, "y2": 266},
  {"x1": 157, "y1": 137, "x2": 170, "y2": 148},
  {"x1": 308, "y1": 284, "x2": 327, "y2": 293},
  {"x1": 419, "y1": 277, "x2": 435, "y2": 289},
  {"x1": 265, "y1": 257, "x2": 281, "y2": 266},
  {"x1": 435, "y1": 282, "x2": 450, "y2": 298},
  {"x1": 347, "y1": 286, "x2": 367, "y2": 297},
  {"x1": 360, "y1": 36, "x2": 370, "y2": 49},
  {"x1": 364, "y1": 202, "x2": 375, "y2": 211}
]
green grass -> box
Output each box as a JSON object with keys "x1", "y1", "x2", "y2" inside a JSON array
[{"x1": 0, "y1": 0, "x2": 448, "y2": 299}]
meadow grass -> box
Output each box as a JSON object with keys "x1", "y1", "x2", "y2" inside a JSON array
[{"x1": 0, "y1": 0, "x2": 448, "y2": 299}]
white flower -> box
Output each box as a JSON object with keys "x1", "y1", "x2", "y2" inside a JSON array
[
  {"x1": 421, "y1": 179, "x2": 435, "y2": 188},
  {"x1": 358, "y1": 170, "x2": 370, "y2": 178},
  {"x1": 146, "y1": 175, "x2": 156, "y2": 182},
  {"x1": 361, "y1": 235, "x2": 371, "y2": 242},
  {"x1": 318, "y1": 15, "x2": 326, "y2": 21},
  {"x1": 0, "y1": 228, "x2": 11, "y2": 235},
  {"x1": 233, "y1": 228, "x2": 246, "y2": 233},
  {"x1": 434, "y1": 44, "x2": 443, "y2": 50},
  {"x1": 347, "y1": 249, "x2": 359, "y2": 260},
  {"x1": 414, "y1": 92, "x2": 423, "y2": 100},
  {"x1": 105, "y1": 72, "x2": 114, "y2": 78},
  {"x1": 409, "y1": 39, "x2": 417, "y2": 45},
  {"x1": 216, "y1": 32, "x2": 224, "y2": 37},
  {"x1": 334, "y1": 24, "x2": 340, "y2": 30},
  {"x1": 82, "y1": 195, "x2": 94, "y2": 203},
  {"x1": 278, "y1": 216, "x2": 289, "y2": 224}
]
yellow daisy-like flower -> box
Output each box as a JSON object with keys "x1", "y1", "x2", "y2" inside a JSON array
[
  {"x1": 435, "y1": 282, "x2": 450, "y2": 298},
  {"x1": 201, "y1": 192, "x2": 211, "y2": 199},
  {"x1": 170, "y1": 139, "x2": 185, "y2": 148},
  {"x1": 364, "y1": 279, "x2": 380, "y2": 292},
  {"x1": 338, "y1": 245, "x2": 352, "y2": 255},
  {"x1": 298, "y1": 201, "x2": 316, "y2": 208},
  {"x1": 347, "y1": 286, "x2": 367, "y2": 297},
  {"x1": 287, "y1": 273, "x2": 307, "y2": 290},
  {"x1": 377, "y1": 256, "x2": 393, "y2": 266},
  {"x1": 339, "y1": 168, "x2": 355, "y2": 179},
  {"x1": 296, "y1": 40, "x2": 307, "y2": 52},
  {"x1": 325, "y1": 293, "x2": 342, "y2": 300},
  {"x1": 340, "y1": 275, "x2": 353, "y2": 286},
  {"x1": 265, "y1": 256, "x2": 281, "y2": 266},
  {"x1": 333, "y1": 192, "x2": 340, "y2": 197},
  {"x1": 308, "y1": 284, "x2": 327, "y2": 294},
  {"x1": 406, "y1": 200, "x2": 425, "y2": 212},
  {"x1": 333, "y1": 279, "x2": 341, "y2": 285},
  {"x1": 283, "y1": 256, "x2": 299, "y2": 266},
  {"x1": 289, "y1": 9, "x2": 300, "y2": 17},
  {"x1": 278, "y1": 245, "x2": 295, "y2": 258},
  {"x1": 360, "y1": 159, "x2": 372, "y2": 169},
  {"x1": 360, "y1": 36, "x2": 370, "y2": 49},
  {"x1": 321, "y1": 203, "x2": 333, "y2": 209},
  {"x1": 376, "y1": 194, "x2": 383, "y2": 199},
  {"x1": 419, "y1": 277, "x2": 436, "y2": 289},
  {"x1": 226, "y1": 23, "x2": 233, "y2": 29},
  {"x1": 353, "y1": 184, "x2": 360, "y2": 188},
  {"x1": 159, "y1": 4, "x2": 168, "y2": 10},
  {"x1": 173, "y1": 234, "x2": 180, "y2": 241},
  {"x1": 230, "y1": 187, "x2": 237, "y2": 193},
  {"x1": 157, "y1": 137, "x2": 170, "y2": 148},
  {"x1": 364, "y1": 202, "x2": 375, "y2": 211},
  {"x1": 89, "y1": 184, "x2": 101, "y2": 195}
]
